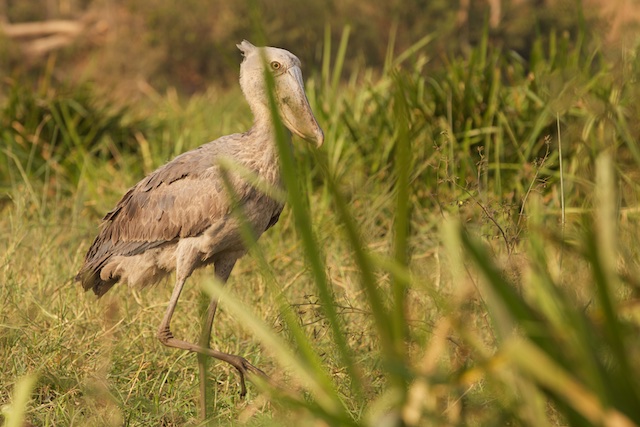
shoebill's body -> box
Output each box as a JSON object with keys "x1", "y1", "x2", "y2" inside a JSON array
[{"x1": 76, "y1": 40, "x2": 323, "y2": 418}]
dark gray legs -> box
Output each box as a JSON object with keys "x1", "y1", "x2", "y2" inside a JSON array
[{"x1": 156, "y1": 255, "x2": 266, "y2": 420}]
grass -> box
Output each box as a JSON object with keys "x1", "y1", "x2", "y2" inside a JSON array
[{"x1": 2, "y1": 26, "x2": 640, "y2": 426}]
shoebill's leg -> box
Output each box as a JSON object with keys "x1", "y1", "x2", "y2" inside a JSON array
[
  {"x1": 198, "y1": 256, "x2": 238, "y2": 420},
  {"x1": 156, "y1": 250, "x2": 267, "y2": 419}
]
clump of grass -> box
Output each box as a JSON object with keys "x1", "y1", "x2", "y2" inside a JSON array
[{"x1": 0, "y1": 76, "x2": 151, "y2": 188}]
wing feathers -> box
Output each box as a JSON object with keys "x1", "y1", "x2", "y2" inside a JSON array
[
  {"x1": 78, "y1": 143, "x2": 234, "y2": 288},
  {"x1": 76, "y1": 133, "x2": 282, "y2": 295}
]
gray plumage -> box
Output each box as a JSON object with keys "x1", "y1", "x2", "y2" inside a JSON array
[
  {"x1": 76, "y1": 40, "x2": 323, "y2": 297},
  {"x1": 76, "y1": 130, "x2": 283, "y2": 296},
  {"x1": 75, "y1": 40, "x2": 323, "y2": 413}
]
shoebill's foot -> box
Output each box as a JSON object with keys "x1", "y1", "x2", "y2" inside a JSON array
[{"x1": 158, "y1": 328, "x2": 269, "y2": 396}]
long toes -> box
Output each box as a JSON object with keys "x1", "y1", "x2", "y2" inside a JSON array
[
  {"x1": 229, "y1": 357, "x2": 269, "y2": 396},
  {"x1": 157, "y1": 328, "x2": 174, "y2": 343},
  {"x1": 231, "y1": 356, "x2": 267, "y2": 378},
  {"x1": 242, "y1": 361, "x2": 268, "y2": 378},
  {"x1": 237, "y1": 371, "x2": 248, "y2": 398}
]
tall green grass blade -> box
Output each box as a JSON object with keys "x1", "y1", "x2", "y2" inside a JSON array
[
  {"x1": 526, "y1": 196, "x2": 611, "y2": 401},
  {"x1": 261, "y1": 53, "x2": 364, "y2": 396},
  {"x1": 459, "y1": 228, "x2": 536, "y2": 340},
  {"x1": 383, "y1": 20, "x2": 398, "y2": 74},
  {"x1": 613, "y1": 108, "x2": 640, "y2": 169},
  {"x1": 331, "y1": 26, "x2": 350, "y2": 97},
  {"x1": 504, "y1": 338, "x2": 636, "y2": 427},
  {"x1": 390, "y1": 73, "x2": 411, "y2": 368},
  {"x1": 391, "y1": 33, "x2": 435, "y2": 69},
  {"x1": 3, "y1": 373, "x2": 37, "y2": 427},
  {"x1": 226, "y1": 177, "x2": 319, "y2": 357},
  {"x1": 322, "y1": 23, "x2": 332, "y2": 90},
  {"x1": 214, "y1": 159, "x2": 346, "y2": 416},
  {"x1": 216, "y1": 157, "x2": 286, "y2": 202},
  {"x1": 202, "y1": 278, "x2": 351, "y2": 422},
  {"x1": 584, "y1": 230, "x2": 640, "y2": 420},
  {"x1": 587, "y1": 154, "x2": 640, "y2": 416},
  {"x1": 318, "y1": 157, "x2": 402, "y2": 381}
]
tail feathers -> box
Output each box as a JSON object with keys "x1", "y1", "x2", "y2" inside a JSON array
[{"x1": 75, "y1": 264, "x2": 118, "y2": 297}]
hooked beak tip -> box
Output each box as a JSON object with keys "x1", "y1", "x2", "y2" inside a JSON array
[
  {"x1": 306, "y1": 126, "x2": 324, "y2": 148},
  {"x1": 290, "y1": 118, "x2": 324, "y2": 147},
  {"x1": 315, "y1": 130, "x2": 324, "y2": 148}
]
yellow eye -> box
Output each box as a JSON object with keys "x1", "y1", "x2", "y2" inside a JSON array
[{"x1": 270, "y1": 61, "x2": 282, "y2": 70}]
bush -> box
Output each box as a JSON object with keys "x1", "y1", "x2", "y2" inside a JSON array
[{"x1": 0, "y1": 77, "x2": 158, "y2": 192}]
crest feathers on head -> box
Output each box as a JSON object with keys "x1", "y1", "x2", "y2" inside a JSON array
[{"x1": 237, "y1": 40, "x2": 256, "y2": 58}]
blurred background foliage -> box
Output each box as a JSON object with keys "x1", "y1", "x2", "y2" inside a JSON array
[{"x1": 1, "y1": 0, "x2": 638, "y2": 94}]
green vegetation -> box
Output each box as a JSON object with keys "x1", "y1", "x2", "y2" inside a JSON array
[
  {"x1": 2, "y1": 0, "x2": 625, "y2": 94},
  {"x1": 2, "y1": 20, "x2": 640, "y2": 427}
]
